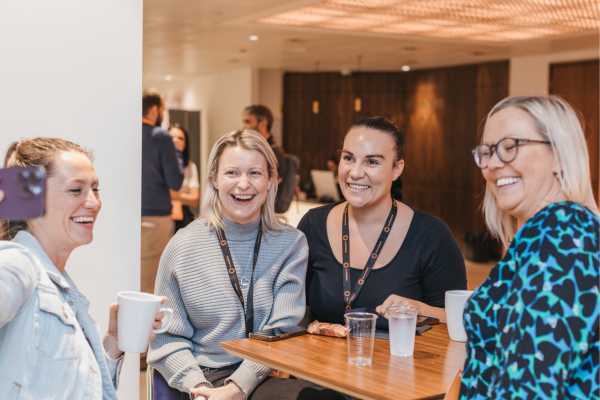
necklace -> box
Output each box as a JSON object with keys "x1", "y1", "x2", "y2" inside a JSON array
[{"x1": 238, "y1": 250, "x2": 255, "y2": 287}]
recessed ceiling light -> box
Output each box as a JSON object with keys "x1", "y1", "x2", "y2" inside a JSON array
[
  {"x1": 401, "y1": 65, "x2": 410, "y2": 72},
  {"x1": 249, "y1": 35, "x2": 259, "y2": 41},
  {"x1": 165, "y1": 75, "x2": 172, "y2": 81}
]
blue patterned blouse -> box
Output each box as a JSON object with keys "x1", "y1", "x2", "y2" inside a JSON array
[{"x1": 460, "y1": 202, "x2": 599, "y2": 399}]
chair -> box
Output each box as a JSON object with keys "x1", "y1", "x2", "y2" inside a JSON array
[
  {"x1": 269, "y1": 370, "x2": 290, "y2": 379},
  {"x1": 147, "y1": 366, "x2": 182, "y2": 400},
  {"x1": 443, "y1": 369, "x2": 463, "y2": 400}
]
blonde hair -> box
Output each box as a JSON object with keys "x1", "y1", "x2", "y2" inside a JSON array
[
  {"x1": 482, "y1": 95, "x2": 599, "y2": 247},
  {"x1": 1, "y1": 138, "x2": 94, "y2": 240},
  {"x1": 200, "y1": 129, "x2": 288, "y2": 234}
]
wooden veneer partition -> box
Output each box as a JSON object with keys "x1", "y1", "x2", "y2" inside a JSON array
[
  {"x1": 283, "y1": 61, "x2": 509, "y2": 242},
  {"x1": 550, "y1": 59, "x2": 600, "y2": 206}
]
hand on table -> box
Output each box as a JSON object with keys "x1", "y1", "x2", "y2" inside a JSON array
[
  {"x1": 191, "y1": 383, "x2": 245, "y2": 400},
  {"x1": 102, "y1": 295, "x2": 168, "y2": 359},
  {"x1": 376, "y1": 295, "x2": 420, "y2": 319}
]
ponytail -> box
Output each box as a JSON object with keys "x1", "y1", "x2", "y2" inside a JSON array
[{"x1": 391, "y1": 176, "x2": 403, "y2": 201}]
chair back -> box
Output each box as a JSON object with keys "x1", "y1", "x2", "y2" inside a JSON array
[{"x1": 148, "y1": 366, "x2": 182, "y2": 400}]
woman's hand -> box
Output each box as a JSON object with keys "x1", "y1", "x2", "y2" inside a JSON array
[
  {"x1": 376, "y1": 294, "x2": 447, "y2": 323},
  {"x1": 102, "y1": 295, "x2": 168, "y2": 359},
  {"x1": 376, "y1": 295, "x2": 420, "y2": 318},
  {"x1": 191, "y1": 383, "x2": 245, "y2": 400}
]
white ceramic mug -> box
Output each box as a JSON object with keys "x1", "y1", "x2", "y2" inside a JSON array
[
  {"x1": 445, "y1": 290, "x2": 474, "y2": 342},
  {"x1": 117, "y1": 291, "x2": 174, "y2": 353}
]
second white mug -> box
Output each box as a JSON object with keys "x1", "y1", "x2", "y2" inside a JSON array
[
  {"x1": 117, "y1": 291, "x2": 174, "y2": 353},
  {"x1": 445, "y1": 290, "x2": 473, "y2": 342}
]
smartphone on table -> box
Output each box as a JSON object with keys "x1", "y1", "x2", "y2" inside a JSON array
[
  {"x1": 0, "y1": 167, "x2": 46, "y2": 220},
  {"x1": 249, "y1": 325, "x2": 307, "y2": 342}
]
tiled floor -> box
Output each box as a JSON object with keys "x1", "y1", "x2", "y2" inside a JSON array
[{"x1": 139, "y1": 258, "x2": 497, "y2": 399}]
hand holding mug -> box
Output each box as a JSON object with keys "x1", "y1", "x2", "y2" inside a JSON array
[{"x1": 103, "y1": 295, "x2": 169, "y2": 359}]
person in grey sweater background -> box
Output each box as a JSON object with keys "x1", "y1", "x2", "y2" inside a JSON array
[{"x1": 148, "y1": 130, "x2": 345, "y2": 400}]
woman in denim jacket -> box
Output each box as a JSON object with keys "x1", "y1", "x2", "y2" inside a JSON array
[{"x1": 0, "y1": 138, "x2": 164, "y2": 399}]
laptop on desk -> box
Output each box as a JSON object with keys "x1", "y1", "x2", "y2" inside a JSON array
[{"x1": 310, "y1": 170, "x2": 340, "y2": 202}]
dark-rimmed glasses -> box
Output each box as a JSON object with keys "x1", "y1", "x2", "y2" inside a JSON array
[{"x1": 472, "y1": 138, "x2": 551, "y2": 169}]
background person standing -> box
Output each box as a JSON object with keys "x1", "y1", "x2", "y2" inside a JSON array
[
  {"x1": 141, "y1": 88, "x2": 183, "y2": 295},
  {"x1": 242, "y1": 105, "x2": 289, "y2": 212}
]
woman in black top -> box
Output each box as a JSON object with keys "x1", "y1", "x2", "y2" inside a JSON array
[{"x1": 297, "y1": 116, "x2": 467, "y2": 325}]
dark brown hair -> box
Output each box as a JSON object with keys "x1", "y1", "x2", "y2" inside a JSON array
[
  {"x1": 348, "y1": 116, "x2": 406, "y2": 201},
  {"x1": 244, "y1": 105, "x2": 274, "y2": 132},
  {"x1": 0, "y1": 138, "x2": 93, "y2": 240},
  {"x1": 142, "y1": 88, "x2": 163, "y2": 117},
  {"x1": 170, "y1": 123, "x2": 190, "y2": 166}
]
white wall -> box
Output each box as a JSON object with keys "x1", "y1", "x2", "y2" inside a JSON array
[
  {"x1": 509, "y1": 49, "x2": 599, "y2": 96},
  {"x1": 144, "y1": 67, "x2": 255, "y2": 192},
  {"x1": 258, "y1": 69, "x2": 285, "y2": 147},
  {"x1": 0, "y1": 1, "x2": 142, "y2": 398}
]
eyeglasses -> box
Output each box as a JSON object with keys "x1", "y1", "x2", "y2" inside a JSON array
[{"x1": 472, "y1": 138, "x2": 551, "y2": 169}]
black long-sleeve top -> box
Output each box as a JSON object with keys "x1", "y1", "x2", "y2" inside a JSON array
[{"x1": 297, "y1": 201, "x2": 467, "y2": 325}]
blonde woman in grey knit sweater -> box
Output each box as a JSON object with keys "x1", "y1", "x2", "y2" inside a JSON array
[{"x1": 148, "y1": 130, "x2": 345, "y2": 400}]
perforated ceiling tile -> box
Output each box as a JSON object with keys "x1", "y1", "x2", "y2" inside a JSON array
[{"x1": 257, "y1": 0, "x2": 600, "y2": 42}]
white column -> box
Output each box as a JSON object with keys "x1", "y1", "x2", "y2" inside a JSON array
[{"x1": 0, "y1": 1, "x2": 143, "y2": 398}]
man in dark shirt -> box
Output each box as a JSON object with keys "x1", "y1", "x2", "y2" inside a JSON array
[
  {"x1": 141, "y1": 88, "x2": 183, "y2": 295},
  {"x1": 242, "y1": 105, "x2": 288, "y2": 212}
]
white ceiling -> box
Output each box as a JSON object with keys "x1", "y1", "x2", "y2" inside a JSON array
[{"x1": 143, "y1": 0, "x2": 599, "y2": 79}]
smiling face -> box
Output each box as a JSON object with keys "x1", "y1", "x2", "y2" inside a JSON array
[
  {"x1": 28, "y1": 151, "x2": 101, "y2": 252},
  {"x1": 212, "y1": 145, "x2": 273, "y2": 225},
  {"x1": 169, "y1": 127, "x2": 186, "y2": 152},
  {"x1": 339, "y1": 127, "x2": 403, "y2": 210},
  {"x1": 482, "y1": 106, "x2": 560, "y2": 224}
]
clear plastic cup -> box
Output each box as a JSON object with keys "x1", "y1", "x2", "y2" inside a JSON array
[
  {"x1": 388, "y1": 306, "x2": 419, "y2": 357},
  {"x1": 345, "y1": 312, "x2": 378, "y2": 366}
]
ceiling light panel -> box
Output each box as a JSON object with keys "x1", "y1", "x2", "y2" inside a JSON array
[{"x1": 257, "y1": 0, "x2": 599, "y2": 42}]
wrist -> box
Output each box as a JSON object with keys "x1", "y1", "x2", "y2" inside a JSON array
[
  {"x1": 227, "y1": 381, "x2": 246, "y2": 399},
  {"x1": 189, "y1": 382, "x2": 212, "y2": 400},
  {"x1": 102, "y1": 333, "x2": 123, "y2": 360}
]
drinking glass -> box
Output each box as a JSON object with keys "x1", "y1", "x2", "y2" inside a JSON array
[
  {"x1": 345, "y1": 312, "x2": 378, "y2": 366},
  {"x1": 388, "y1": 306, "x2": 419, "y2": 356}
]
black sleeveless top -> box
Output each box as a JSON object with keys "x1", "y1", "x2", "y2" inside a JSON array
[{"x1": 297, "y1": 201, "x2": 467, "y2": 325}]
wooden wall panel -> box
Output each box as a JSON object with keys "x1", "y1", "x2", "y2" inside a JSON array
[
  {"x1": 550, "y1": 59, "x2": 600, "y2": 205},
  {"x1": 283, "y1": 61, "x2": 509, "y2": 242}
]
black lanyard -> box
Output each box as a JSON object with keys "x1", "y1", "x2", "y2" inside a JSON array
[
  {"x1": 217, "y1": 222, "x2": 262, "y2": 337},
  {"x1": 342, "y1": 200, "x2": 398, "y2": 310}
]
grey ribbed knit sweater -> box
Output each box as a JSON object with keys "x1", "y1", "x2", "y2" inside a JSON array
[{"x1": 147, "y1": 217, "x2": 308, "y2": 395}]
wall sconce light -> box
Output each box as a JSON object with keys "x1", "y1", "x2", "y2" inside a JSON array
[
  {"x1": 354, "y1": 98, "x2": 362, "y2": 112},
  {"x1": 312, "y1": 100, "x2": 319, "y2": 114}
]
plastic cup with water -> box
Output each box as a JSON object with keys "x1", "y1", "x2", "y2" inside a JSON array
[
  {"x1": 345, "y1": 312, "x2": 378, "y2": 366},
  {"x1": 388, "y1": 306, "x2": 419, "y2": 357}
]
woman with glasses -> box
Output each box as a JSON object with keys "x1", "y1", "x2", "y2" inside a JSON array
[
  {"x1": 461, "y1": 95, "x2": 599, "y2": 399},
  {"x1": 298, "y1": 116, "x2": 467, "y2": 326}
]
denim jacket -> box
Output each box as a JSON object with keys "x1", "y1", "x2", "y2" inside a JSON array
[{"x1": 0, "y1": 231, "x2": 124, "y2": 399}]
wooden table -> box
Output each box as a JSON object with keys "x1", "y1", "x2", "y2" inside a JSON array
[{"x1": 221, "y1": 324, "x2": 466, "y2": 400}]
